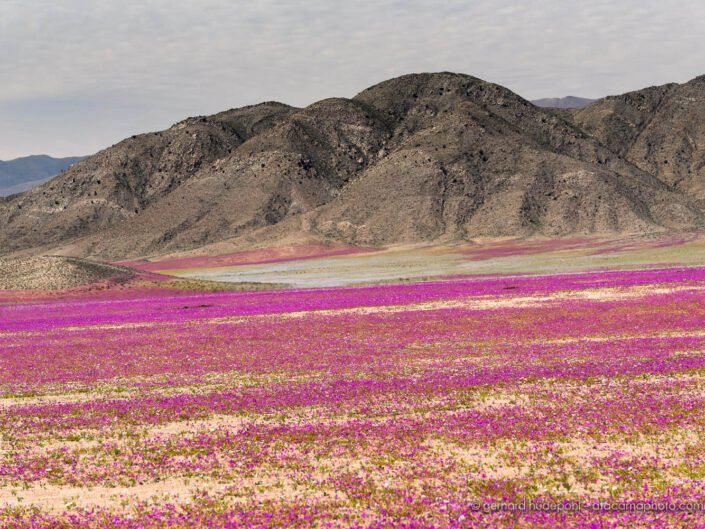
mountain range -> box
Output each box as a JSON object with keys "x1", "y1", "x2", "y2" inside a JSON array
[
  {"x1": 0, "y1": 155, "x2": 85, "y2": 197},
  {"x1": 1, "y1": 72, "x2": 704, "y2": 260},
  {"x1": 531, "y1": 96, "x2": 595, "y2": 109}
]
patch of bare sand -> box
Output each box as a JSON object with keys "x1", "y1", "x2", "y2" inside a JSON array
[
  {"x1": 0, "y1": 370, "x2": 327, "y2": 407},
  {"x1": 0, "y1": 477, "x2": 206, "y2": 512},
  {"x1": 0, "y1": 392, "x2": 139, "y2": 409},
  {"x1": 543, "y1": 329, "x2": 705, "y2": 345},
  {"x1": 477, "y1": 373, "x2": 705, "y2": 404},
  {"x1": 0, "y1": 468, "x2": 338, "y2": 513},
  {"x1": 425, "y1": 429, "x2": 703, "y2": 496}
]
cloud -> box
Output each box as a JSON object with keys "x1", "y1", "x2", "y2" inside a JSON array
[{"x1": 1, "y1": 0, "x2": 704, "y2": 158}]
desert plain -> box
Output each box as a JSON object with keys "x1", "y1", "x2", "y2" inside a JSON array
[{"x1": 3, "y1": 235, "x2": 705, "y2": 527}]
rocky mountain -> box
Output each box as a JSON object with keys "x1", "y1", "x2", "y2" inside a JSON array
[
  {"x1": 567, "y1": 75, "x2": 705, "y2": 205},
  {"x1": 532, "y1": 96, "x2": 595, "y2": 109},
  {"x1": 0, "y1": 155, "x2": 85, "y2": 196},
  {"x1": 1, "y1": 72, "x2": 704, "y2": 260}
]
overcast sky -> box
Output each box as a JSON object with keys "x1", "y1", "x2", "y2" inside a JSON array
[{"x1": 1, "y1": 0, "x2": 703, "y2": 160}]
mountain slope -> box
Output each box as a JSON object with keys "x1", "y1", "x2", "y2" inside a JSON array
[
  {"x1": 568, "y1": 75, "x2": 705, "y2": 205},
  {"x1": 0, "y1": 103, "x2": 296, "y2": 255},
  {"x1": 308, "y1": 74, "x2": 697, "y2": 244},
  {"x1": 1, "y1": 72, "x2": 704, "y2": 259},
  {"x1": 0, "y1": 155, "x2": 85, "y2": 196}
]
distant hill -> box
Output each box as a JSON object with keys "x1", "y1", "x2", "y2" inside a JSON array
[
  {"x1": 532, "y1": 96, "x2": 596, "y2": 109},
  {"x1": 0, "y1": 155, "x2": 85, "y2": 196},
  {"x1": 0, "y1": 256, "x2": 134, "y2": 290},
  {"x1": 1, "y1": 72, "x2": 704, "y2": 260}
]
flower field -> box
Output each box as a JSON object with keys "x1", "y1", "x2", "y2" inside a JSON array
[{"x1": 3, "y1": 267, "x2": 705, "y2": 527}]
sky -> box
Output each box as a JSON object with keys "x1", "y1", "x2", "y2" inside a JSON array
[{"x1": 1, "y1": 0, "x2": 704, "y2": 160}]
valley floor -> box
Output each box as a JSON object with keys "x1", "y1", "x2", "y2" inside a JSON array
[
  {"x1": 3, "y1": 238, "x2": 705, "y2": 527},
  {"x1": 130, "y1": 232, "x2": 705, "y2": 288}
]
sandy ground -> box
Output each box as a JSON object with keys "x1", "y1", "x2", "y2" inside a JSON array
[
  {"x1": 4, "y1": 370, "x2": 705, "y2": 511},
  {"x1": 0, "y1": 256, "x2": 134, "y2": 290},
  {"x1": 162, "y1": 234, "x2": 705, "y2": 287},
  {"x1": 4, "y1": 236, "x2": 705, "y2": 516}
]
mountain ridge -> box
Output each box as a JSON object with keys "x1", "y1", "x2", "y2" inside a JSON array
[
  {"x1": 532, "y1": 96, "x2": 596, "y2": 109},
  {"x1": 2, "y1": 72, "x2": 705, "y2": 260}
]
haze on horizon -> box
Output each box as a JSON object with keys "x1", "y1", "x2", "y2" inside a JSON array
[{"x1": 1, "y1": 0, "x2": 703, "y2": 160}]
